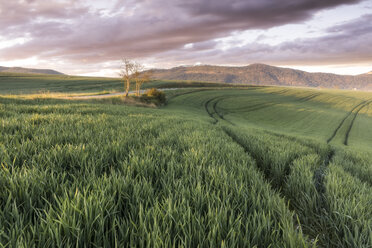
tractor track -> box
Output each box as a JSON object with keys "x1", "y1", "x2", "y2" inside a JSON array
[
  {"x1": 297, "y1": 93, "x2": 319, "y2": 102},
  {"x1": 264, "y1": 130, "x2": 325, "y2": 153},
  {"x1": 225, "y1": 103, "x2": 277, "y2": 115},
  {"x1": 166, "y1": 89, "x2": 212, "y2": 103},
  {"x1": 270, "y1": 89, "x2": 289, "y2": 95},
  {"x1": 205, "y1": 93, "x2": 270, "y2": 125},
  {"x1": 222, "y1": 127, "x2": 295, "y2": 188},
  {"x1": 343, "y1": 100, "x2": 372, "y2": 145},
  {"x1": 221, "y1": 102, "x2": 268, "y2": 113},
  {"x1": 222, "y1": 127, "x2": 328, "y2": 244},
  {"x1": 212, "y1": 97, "x2": 236, "y2": 125},
  {"x1": 310, "y1": 148, "x2": 335, "y2": 248},
  {"x1": 313, "y1": 149, "x2": 334, "y2": 209},
  {"x1": 223, "y1": 93, "x2": 315, "y2": 114},
  {"x1": 204, "y1": 96, "x2": 221, "y2": 124},
  {"x1": 204, "y1": 94, "x2": 250, "y2": 125},
  {"x1": 326, "y1": 100, "x2": 368, "y2": 143},
  {"x1": 202, "y1": 89, "x2": 370, "y2": 247},
  {"x1": 224, "y1": 127, "x2": 337, "y2": 247}
]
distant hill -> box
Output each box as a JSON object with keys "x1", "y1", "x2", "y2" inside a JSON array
[
  {"x1": 150, "y1": 63, "x2": 372, "y2": 90},
  {"x1": 0, "y1": 66, "x2": 63, "y2": 75}
]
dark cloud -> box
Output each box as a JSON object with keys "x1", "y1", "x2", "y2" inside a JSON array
[
  {"x1": 149, "y1": 14, "x2": 372, "y2": 67},
  {"x1": 0, "y1": 0, "x2": 363, "y2": 67},
  {"x1": 270, "y1": 14, "x2": 372, "y2": 64},
  {"x1": 180, "y1": 0, "x2": 361, "y2": 27}
]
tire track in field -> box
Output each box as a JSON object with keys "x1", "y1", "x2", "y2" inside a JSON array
[
  {"x1": 313, "y1": 149, "x2": 334, "y2": 210},
  {"x1": 220, "y1": 101, "x2": 270, "y2": 113},
  {"x1": 222, "y1": 127, "x2": 310, "y2": 191},
  {"x1": 169, "y1": 87, "x2": 260, "y2": 103},
  {"x1": 222, "y1": 127, "x2": 284, "y2": 185},
  {"x1": 297, "y1": 93, "x2": 319, "y2": 102},
  {"x1": 208, "y1": 93, "x2": 267, "y2": 125},
  {"x1": 264, "y1": 131, "x2": 354, "y2": 248},
  {"x1": 270, "y1": 89, "x2": 290, "y2": 95},
  {"x1": 218, "y1": 90, "x2": 294, "y2": 114},
  {"x1": 212, "y1": 97, "x2": 236, "y2": 125},
  {"x1": 343, "y1": 100, "x2": 372, "y2": 145},
  {"x1": 326, "y1": 100, "x2": 367, "y2": 143},
  {"x1": 264, "y1": 128, "x2": 336, "y2": 211},
  {"x1": 264, "y1": 130, "x2": 325, "y2": 153},
  {"x1": 219, "y1": 102, "x2": 277, "y2": 116},
  {"x1": 205, "y1": 94, "x2": 253, "y2": 125},
  {"x1": 204, "y1": 96, "x2": 221, "y2": 124},
  {"x1": 216, "y1": 96, "x2": 277, "y2": 113},
  {"x1": 212, "y1": 89, "x2": 290, "y2": 114},
  {"x1": 222, "y1": 127, "x2": 317, "y2": 243},
  {"x1": 206, "y1": 91, "x2": 323, "y2": 128},
  {"x1": 310, "y1": 148, "x2": 335, "y2": 248},
  {"x1": 235, "y1": 103, "x2": 277, "y2": 114},
  {"x1": 166, "y1": 89, "x2": 212, "y2": 103},
  {"x1": 228, "y1": 127, "x2": 336, "y2": 246}
]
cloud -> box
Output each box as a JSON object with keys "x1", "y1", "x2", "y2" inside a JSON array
[
  {"x1": 0, "y1": 0, "x2": 363, "y2": 69},
  {"x1": 149, "y1": 14, "x2": 372, "y2": 67}
]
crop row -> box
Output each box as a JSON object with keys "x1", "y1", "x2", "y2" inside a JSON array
[
  {"x1": 221, "y1": 125, "x2": 372, "y2": 247},
  {"x1": 0, "y1": 98, "x2": 309, "y2": 247}
]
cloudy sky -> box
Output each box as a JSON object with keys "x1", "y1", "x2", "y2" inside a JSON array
[{"x1": 0, "y1": 0, "x2": 371, "y2": 76}]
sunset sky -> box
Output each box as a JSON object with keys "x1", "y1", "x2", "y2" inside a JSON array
[{"x1": 0, "y1": 0, "x2": 371, "y2": 76}]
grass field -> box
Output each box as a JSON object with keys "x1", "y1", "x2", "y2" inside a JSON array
[
  {"x1": 0, "y1": 72, "x2": 236, "y2": 95},
  {"x1": 0, "y1": 76, "x2": 371, "y2": 247}
]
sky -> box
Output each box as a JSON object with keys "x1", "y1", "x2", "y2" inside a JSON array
[{"x1": 0, "y1": 0, "x2": 371, "y2": 77}]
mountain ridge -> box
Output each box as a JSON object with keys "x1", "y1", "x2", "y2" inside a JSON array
[
  {"x1": 149, "y1": 63, "x2": 372, "y2": 90},
  {"x1": 0, "y1": 66, "x2": 63, "y2": 75}
]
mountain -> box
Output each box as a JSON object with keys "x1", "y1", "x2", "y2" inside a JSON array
[
  {"x1": 150, "y1": 63, "x2": 372, "y2": 90},
  {"x1": 0, "y1": 66, "x2": 64, "y2": 75}
]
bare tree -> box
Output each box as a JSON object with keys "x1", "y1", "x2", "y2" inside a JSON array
[
  {"x1": 119, "y1": 59, "x2": 136, "y2": 97},
  {"x1": 119, "y1": 59, "x2": 151, "y2": 97}
]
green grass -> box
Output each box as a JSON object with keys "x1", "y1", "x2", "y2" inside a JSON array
[
  {"x1": 0, "y1": 79, "x2": 372, "y2": 247},
  {"x1": 0, "y1": 73, "x2": 122, "y2": 94},
  {"x1": 166, "y1": 87, "x2": 372, "y2": 149},
  {"x1": 0, "y1": 72, "x2": 241, "y2": 95}
]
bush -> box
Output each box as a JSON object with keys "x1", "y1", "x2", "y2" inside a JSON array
[{"x1": 141, "y1": 88, "x2": 166, "y2": 105}]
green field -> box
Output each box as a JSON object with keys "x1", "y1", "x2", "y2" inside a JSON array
[
  {"x1": 0, "y1": 77, "x2": 371, "y2": 247},
  {"x1": 0, "y1": 72, "x2": 234, "y2": 95}
]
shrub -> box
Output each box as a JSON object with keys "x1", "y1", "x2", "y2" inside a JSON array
[{"x1": 141, "y1": 88, "x2": 166, "y2": 105}]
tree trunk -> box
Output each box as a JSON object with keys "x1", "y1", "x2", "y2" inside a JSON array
[{"x1": 125, "y1": 78, "x2": 130, "y2": 97}]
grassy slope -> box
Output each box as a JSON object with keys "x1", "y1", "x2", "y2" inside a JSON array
[
  {"x1": 0, "y1": 73, "x2": 122, "y2": 94},
  {"x1": 166, "y1": 87, "x2": 372, "y2": 247},
  {"x1": 0, "y1": 83, "x2": 371, "y2": 247},
  {"x1": 166, "y1": 87, "x2": 372, "y2": 148}
]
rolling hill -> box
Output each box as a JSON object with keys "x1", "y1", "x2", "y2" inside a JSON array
[
  {"x1": 0, "y1": 66, "x2": 63, "y2": 75},
  {"x1": 150, "y1": 63, "x2": 372, "y2": 90}
]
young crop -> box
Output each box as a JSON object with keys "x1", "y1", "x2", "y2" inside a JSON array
[{"x1": 1, "y1": 85, "x2": 371, "y2": 247}]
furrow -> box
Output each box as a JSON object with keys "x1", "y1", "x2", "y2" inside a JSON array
[
  {"x1": 212, "y1": 97, "x2": 236, "y2": 125},
  {"x1": 343, "y1": 100, "x2": 372, "y2": 145},
  {"x1": 204, "y1": 96, "x2": 220, "y2": 124},
  {"x1": 166, "y1": 89, "x2": 211, "y2": 103},
  {"x1": 326, "y1": 100, "x2": 367, "y2": 143}
]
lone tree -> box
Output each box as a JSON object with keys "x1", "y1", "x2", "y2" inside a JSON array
[
  {"x1": 119, "y1": 59, "x2": 152, "y2": 97},
  {"x1": 119, "y1": 59, "x2": 135, "y2": 97}
]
